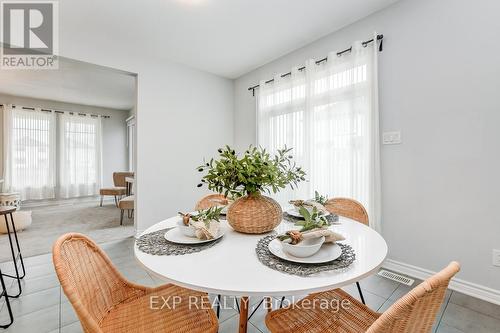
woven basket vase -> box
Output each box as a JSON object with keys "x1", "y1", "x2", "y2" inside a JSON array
[{"x1": 227, "y1": 193, "x2": 282, "y2": 234}]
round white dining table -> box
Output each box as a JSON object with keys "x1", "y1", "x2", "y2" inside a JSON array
[{"x1": 135, "y1": 214, "x2": 387, "y2": 333}]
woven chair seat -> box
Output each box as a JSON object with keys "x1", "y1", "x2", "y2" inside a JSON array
[
  {"x1": 101, "y1": 284, "x2": 218, "y2": 333},
  {"x1": 100, "y1": 187, "x2": 127, "y2": 196},
  {"x1": 266, "y1": 289, "x2": 380, "y2": 333}
]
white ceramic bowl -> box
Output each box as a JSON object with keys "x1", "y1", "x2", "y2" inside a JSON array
[
  {"x1": 281, "y1": 236, "x2": 325, "y2": 258},
  {"x1": 177, "y1": 219, "x2": 197, "y2": 238}
]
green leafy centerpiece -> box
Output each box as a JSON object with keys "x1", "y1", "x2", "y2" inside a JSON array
[{"x1": 197, "y1": 145, "x2": 306, "y2": 234}]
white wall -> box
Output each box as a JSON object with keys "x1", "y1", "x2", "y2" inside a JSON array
[
  {"x1": 0, "y1": 93, "x2": 129, "y2": 189},
  {"x1": 58, "y1": 2, "x2": 234, "y2": 235},
  {"x1": 234, "y1": 0, "x2": 500, "y2": 294}
]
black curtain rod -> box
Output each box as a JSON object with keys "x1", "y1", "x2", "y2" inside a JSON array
[
  {"x1": 248, "y1": 34, "x2": 384, "y2": 95},
  {"x1": 0, "y1": 104, "x2": 111, "y2": 118}
]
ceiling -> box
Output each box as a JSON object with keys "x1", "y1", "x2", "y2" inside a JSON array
[
  {"x1": 0, "y1": 57, "x2": 136, "y2": 110},
  {"x1": 60, "y1": 0, "x2": 399, "y2": 78}
]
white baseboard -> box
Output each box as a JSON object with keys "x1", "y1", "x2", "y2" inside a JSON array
[{"x1": 383, "y1": 259, "x2": 500, "y2": 306}]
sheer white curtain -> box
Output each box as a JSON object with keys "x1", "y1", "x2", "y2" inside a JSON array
[
  {"x1": 59, "y1": 114, "x2": 103, "y2": 198},
  {"x1": 257, "y1": 35, "x2": 381, "y2": 232},
  {"x1": 2, "y1": 105, "x2": 56, "y2": 200}
]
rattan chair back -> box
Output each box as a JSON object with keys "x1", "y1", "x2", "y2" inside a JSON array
[
  {"x1": 325, "y1": 197, "x2": 369, "y2": 225},
  {"x1": 53, "y1": 233, "x2": 144, "y2": 333},
  {"x1": 195, "y1": 193, "x2": 227, "y2": 210},
  {"x1": 367, "y1": 261, "x2": 460, "y2": 333},
  {"x1": 113, "y1": 172, "x2": 134, "y2": 188}
]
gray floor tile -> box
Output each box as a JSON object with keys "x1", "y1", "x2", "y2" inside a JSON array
[
  {"x1": 147, "y1": 273, "x2": 169, "y2": 287},
  {"x1": 20, "y1": 253, "x2": 53, "y2": 267},
  {"x1": 450, "y1": 291, "x2": 500, "y2": 321},
  {"x1": 60, "y1": 321, "x2": 84, "y2": 333},
  {"x1": 4, "y1": 304, "x2": 59, "y2": 333},
  {"x1": 248, "y1": 301, "x2": 271, "y2": 333},
  {"x1": 60, "y1": 301, "x2": 79, "y2": 327},
  {"x1": 219, "y1": 313, "x2": 262, "y2": 333},
  {"x1": 386, "y1": 279, "x2": 424, "y2": 301},
  {"x1": 4, "y1": 286, "x2": 60, "y2": 317},
  {"x1": 8, "y1": 260, "x2": 56, "y2": 281},
  {"x1": 440, "y1": 302, "x2": 500, "y2": 333},
  {"x1": 435, "y1": 323, "x2": 466, "y2": 333},
  {"x1": 342, "y1": 283, "x2": 386, "y2": 311},
  {"x1": 358, "y1": 274, "x2": 400, "y2": 299},
  {"x1": 7, "y1": 273, "x2": 60, "y2": 296}
]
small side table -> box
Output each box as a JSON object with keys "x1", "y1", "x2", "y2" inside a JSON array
[{"x1": 0, "y1": 206, "x2": 25, "y2": 297}]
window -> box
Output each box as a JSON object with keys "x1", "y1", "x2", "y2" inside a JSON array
[
  {"x1": 59, "y1": 114, "x2": 102, "y2": 198},
  {"x1": 257, "y1": 42, "x2": 381, "y2": 231},
  {"x1": 2, "y1": 105, "x2": 103, "y2": 200},
  {"x1": 3, "y1": 108, "x2": 56, "y2": 200}
]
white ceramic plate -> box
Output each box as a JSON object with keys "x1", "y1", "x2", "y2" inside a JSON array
[
  {"x1": 286, "y1": 208, "x2": 330, "y2": 219},
  {"x1": 268, "y1": 239, "x2": 342, "y2": 264},
  {"x1": 164, "y1": 226, "x2": 225, "y2": 244}
]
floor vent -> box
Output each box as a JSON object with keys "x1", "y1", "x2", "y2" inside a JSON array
[{"x1": 378, "y1": 270, "x2": 414, "y2": 286}]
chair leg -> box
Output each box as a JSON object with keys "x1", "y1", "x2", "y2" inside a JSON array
[
  {"x1": 3, "y1": 213, "x2": 24, "y2": 298},
  {"x1": 114, "y1": 196, "x2": 119, "y2": 207},
  {"x1": 9, "y1": 214, "x2": 25, "y2": 279},
  {"x1": 120, "y1": 210, "x2": 124, "y2": 225},
  {"x1": 0, "y1": 269, "x2": 13, "y2": 328},
  {"x1": 100, "y1": 195, "x2": 104, "y2": 207},
  {"x1": 356, "y1": 281, "x2": 366, "y2": 305},
  {"x1": 216, "y1": 294, "x2": 221, "y2": 318}
]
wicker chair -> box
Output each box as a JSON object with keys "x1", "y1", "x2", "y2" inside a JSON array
[
  {"x1": 266, "y1": 261, "x2": 460, "y2": 333},
  {"x1": 324, "y1": 197, "x2": 369, "y2": 226},
  {"x1": 194, "y1": 193, "x2": 227, "y2": 210},
  {"x1": 324, "y1": 197, "x2": 370, "y2": 303},
  {"x1": 53, "y1": 233, "x2": 218, "y2": 333},
  {"x1": 99, "y1": 172, "x2": 134, "y2": 207}
]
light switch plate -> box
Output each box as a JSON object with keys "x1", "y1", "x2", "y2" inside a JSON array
[
  {"x1": 382, "y1": 131, "x2": 402, "y2": 145},
  {"x1": 493, "y1": 249, "x2": 500, "y2": 267}
]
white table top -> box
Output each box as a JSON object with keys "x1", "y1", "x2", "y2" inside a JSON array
[
  {"x1": 125, "y1": 177, "x2": 134, "y2": 183},
  {"x1": 135, "y1": 215, "x2": 387, "y2": 297}
]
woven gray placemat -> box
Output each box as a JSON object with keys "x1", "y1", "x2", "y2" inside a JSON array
[
  {"x1": 282, "y1": 212, "x2": 340, "y2": 224},
  {"x1": 136, "y1": 228, "x2": 222, "y2": 256},
  {"x1": 256, "y1": 234, "x2": 355, "y2": 276}
]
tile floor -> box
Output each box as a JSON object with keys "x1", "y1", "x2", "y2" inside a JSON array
[{"x1": 0, "y1": 237, "x2": 499, "y2": 333}]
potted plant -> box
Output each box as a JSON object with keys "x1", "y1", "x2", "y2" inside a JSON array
[{"x1": 197, "y1": 145, "x2": 306, "y2": 234}]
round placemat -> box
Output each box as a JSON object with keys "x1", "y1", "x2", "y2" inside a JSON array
[
  {"x1": 136, "y1": 228, "x2": 222, "y2": 256},
  {"x1": 255, "y1": 234, "x2": 355, "y2": 276}
]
